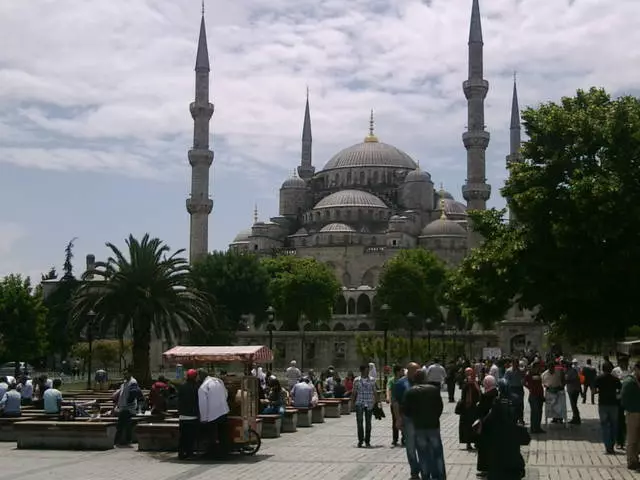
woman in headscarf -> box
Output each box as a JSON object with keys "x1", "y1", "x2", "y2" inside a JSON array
[
  {"x1": 368, "y1": 363, "x2": 377, "y2": 382},
  {"x1": 457, "y1": 367, "x2": 481, "y2": 450},
  {"x1": 477, "y1": 379, "x2": 526, "y2": 479},
  {"x1": 476, "y1": 375, "x2": 499, "y2": 478}
]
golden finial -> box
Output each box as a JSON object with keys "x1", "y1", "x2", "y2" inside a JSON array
[
  {"x1": 364, "y1": 109, "x2": 379, "y2": 143},
  {"x1": 439, "y1": 183, "x2": 447, "y2": 219},
  {"x1": 253, "y1": 203, "x2": 258, "y2": 223}
]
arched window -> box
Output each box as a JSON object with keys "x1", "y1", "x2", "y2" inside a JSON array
[
  {"x1": 304, "y1": 323, "x2": 316, "y2": 331},
  {"x1": 373, "y1": 171, "x2": 379, "y2": 183},
  {"x1": 334, "y1": 173, "x2": 339, "y2": 186},
  {"x1": 347, "y1": 298, "x2": 356, "y2": 314},
  {"x1": 356, "y1": 294, "x2": 371, "y2": 314},
  {"x1": 359, "y1": 171, "x2": 365, "y2": 184},
  {"x1": 358, "y1": 322, "x2": 371, "y2": 331},
  {"x1": 319, "y1": 323, "x2": 331, "y2": 331},
  {"x1": 362, "y1": 268, "x2": 378, "y2": 287},
  {"x1": 347, "y1": 171, "x2": 352, "y2": 183},
  {"x1": 333, "y1": 322, "x2": 346, "y2": 331},
  {"x1": 342, "y1": 271, "x2": 352, "y2": 287}
]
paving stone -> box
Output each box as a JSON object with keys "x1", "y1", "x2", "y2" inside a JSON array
[{"x1": 0, "y1": 394, "x2": 635, "y2": 480}]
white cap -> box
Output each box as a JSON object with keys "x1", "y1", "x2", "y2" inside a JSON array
[
  {"x1": 290, "y1": 360, "x2": 297, "y2": 366},
  {"x1": 572, "y1": 359, "x2": 578, "y2": 364}
]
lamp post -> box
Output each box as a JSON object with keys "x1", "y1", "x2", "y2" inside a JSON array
[
  {"x1": 426, "y1": 318, "x2": 433, "y2": 358},
  {"x1": 452, "y1": 326, "x2": 458, "y2": 360},
  {"x1": 86, "y1": 310, "x2": 96, "y2": 390},
  {"x1": 406, "y1": 312, "x2": 416, "y2": 361},
  {"x1": 381, "y1": 304, "x2": 391, "y2": 385},
  {"x1": 300, "y1": 313, "x2": 307, "y2": 373},
  {"x1": 266, "y1": 306, "x2": 276, "y2": 371}
]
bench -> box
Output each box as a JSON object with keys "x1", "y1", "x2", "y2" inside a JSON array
[
  {"x1": 136, "y1": 423, "x2": 179, "y2": 451},
  {"x1": 282, "y1": 408, "x2": 298, "y2": 433},
  {"x1": 340, "y1": 398, "x2": 351, "y2": 415},
  {"x1": 322, "y1": 399, "x2": 341, "y2": 418},
  {"x1": 312, "y1": 403, "x2": 325, "y2": 424},
  {"x1": 295, "y1": 407, "x2": 313, "y2": 427},
  {"x1": 257, "y1": 414, "x2": 281, "y2": 438},
  {"x1": 15, "y1": 421, "x2": 116, "y2": 450},
  {"x1": 0, "y1": 417, "x2": 30, "y2": 442}
]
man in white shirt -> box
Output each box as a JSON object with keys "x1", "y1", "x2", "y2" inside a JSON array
[
  {"x1": 489, "y1": 362, "x2": 499, "y2": 379},
  {"x1": 18, "y1": 376, "x2": 33, "y2": 405},
  {"x1": 291, "y1": 378, "x2": 315, "y2": 408},
  {"x1": 0, "y1": 377, "x2": 8, "y2": 400},
  {"x1": 285, "y1": 360, "x2": 301, "y2": 390},
  {"x1": 198, "y1": 369, "x2": 230, "y2": 459},
  {"x1": 424, "y1": 358, "x2": 447, "y2": 389}
]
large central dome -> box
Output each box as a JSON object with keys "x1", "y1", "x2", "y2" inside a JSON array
[{"x1": 322, "y1": 140, "x2": 418, "y2": 171}]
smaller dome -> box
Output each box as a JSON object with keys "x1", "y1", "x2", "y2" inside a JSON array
[
  {"x1": 290, "y1": 227, "x2": 308, "y2": 237},
  {"x1": 314, "y1": 190, "x2": 388, "y2": 209},
  {"x1": 281, "y1": 175, "x2": 306, "y2": 189},
  {"x1": 438, "y1": 190, "x2": 454, "y2": 200},
  {"x1": 405, "y1": 168, "x2": 431, "y2": 182},
  {"x1": 232, "y1": 227, "x2": 252, "y2": 243},
  {"x1": 441, "y1": 198, "x2": 467, "y2": 216},
  {"x1": 420, "y1": 218, "x2": 466, "y2": 237},
  {"x1": 320, "y1": 223, "x2": 356, "y2": 233}
]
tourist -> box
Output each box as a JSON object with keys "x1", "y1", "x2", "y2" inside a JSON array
[
  {"x1": 353, "y1": 363, "x2": 378, "y2": 448},
  {"x1": 291, "y1": 377, "x2": 315, "y2": 408},
  {"x1": 504, "y1": 359, "x2": 526, "y2": 424},
  {"x1": 475, "y1": 375, "x2": 498, "y2": 478},
  {"x1": 488, "y1": 361, "x2": 499, "y2": 379},
  {"x1": 613, "y1": 356, "x2": 631, "y2": 449},
  {"x1": 621, "y1": 361, "x2": 640, "y2": 470},
  {"x1": 445, "y1": 361, "x2": 458, "y2": 403},
  {"x1": 177, "y1": 369, "x2": 200, "y2": 460},
  {"x1": 581, "y1": 358, "x2": 597, "y2": 404},
  {"x1": 524, "y1": 360, "x2": 545, "y2": 434},
  {"x1": 542, "y1": 360, "x2": 566, "y2": 424},
  {"x1": 595, "y1": 361, "x2": 621, "y2": 454},
  {"x1": 114, "y1": 369, "x2": 143, "y2": 446},
  {"x1": 457, "y1": 367, "x2": 480, "y2": 450},
  {"x1": 0, "y1": 382, "x2": 21, "y2": 417},
  {"x1": 0, "y1": 377, "x2": 8, "y2": 399},
  {"x1": 285, "y1": 360, "x2": 301, "y2": 390},
  {"x1": 401, "y1": 370, "x2": 445, "y2": 480},
  {"x1": 18, "y1": 375, "x2": 33, "y2": 405},
  {"x1": 343, "y1": 371, "x2": 355, "y2": 396},
  {"x1": 262, "y1": 378, "x2": 286, "y2": 415},
  {"x1": 149, "y1": 375, "x2": 170, "y2": 415},
  {"x1": 394, "y1": 362, "x2": 420, "y2": 479},
  {"x1": 197, "y1": 369, "x2": 230, "y2": 459},
  {"x1": 387, "y1": 365, "x2": 403, "y2": 447},
  {"x1": 424, "y1": 358, "x2": 446, "y2": 390},
  {"x1": 95, "y1": 369, "x2": 108, "y2": 390},
  {"x1": 566, "y1": 359, "x2": 582, "y2": 425},
  {"x1": 43, "y1": 379, "x2": 63, "y2": 414},
  {"x1": 332, "y1": 377, "x2": 346, "y2": 399}
]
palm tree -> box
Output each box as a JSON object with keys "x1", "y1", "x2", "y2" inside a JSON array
[{"x1": 72, "y1": 234, "x2": 210, "y2": 386}]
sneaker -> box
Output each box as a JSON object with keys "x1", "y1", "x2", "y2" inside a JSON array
[
  {"x1": 365, "y1": 443, "x2": 371, "y2": 448},
  {"x1": 357, "y1": 442, "x2": 363, "y2": 448},
  {"x1": 391, "y1": 441, "x2": 398, "y2": 447}
]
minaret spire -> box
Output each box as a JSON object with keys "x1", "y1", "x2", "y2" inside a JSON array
[
  {"x1": 297, "y1": 87, "x2": 315, "y2": 179},
  {"x1": 506, "y1": 73, "x2": 523, "y2": 222},
  {"x1": 462, "y1": 0, "x2": 491, "y2": 246},
  {"x1": 186, "y1": 7, "x2": 214, "y2": 263}
]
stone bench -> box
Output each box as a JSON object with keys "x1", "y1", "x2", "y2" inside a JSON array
[
  {"x1": 340, "y1": 398, "x2": 351, "y2": 415},
  {"x1": 0, "y1": 417, "x2": 31, "y2": 442},
  {"x1": 136, "y1": 423, "x2": 179, "y2": 452},
  {"x1": 257, "y1": 414, "x2": 281, "y2": 438},
  {"x1": 282, "y1": 409, "x2": 298, "y2": 433},
  {"x1": 15, "y1": 421, "x2": 116, "y2": 450},
  {"x1": 295, "y1": 407, "x2": 313, "y2": 427},
  {"x1": 312, "y1": 403, "x2": 325, "y2": 424},
  {"x1": 322, "y1": 399, "x2": 341, "y2": 418}
]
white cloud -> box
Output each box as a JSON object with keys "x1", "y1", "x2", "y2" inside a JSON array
[{"x1": 0, "y1": 0, "x2": 639, "y2": 196}]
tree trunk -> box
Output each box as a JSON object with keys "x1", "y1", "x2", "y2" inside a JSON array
[{"x1": 132, "y1": 319, "x2": 152, "y2": 388}]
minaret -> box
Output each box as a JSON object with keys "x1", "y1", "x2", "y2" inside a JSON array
[
  {"x1": 506, "y1": 74, "x2": 522, "y2": 221},
  {"x1": 297, "y1": 88, "x2": 315, "y2": 179},
  {"x1": 462, "y1": 0, "x2": 491, "y2": 218},
  {"x1": 186, "y1": 4, "x2": 214, "y2": 263}
]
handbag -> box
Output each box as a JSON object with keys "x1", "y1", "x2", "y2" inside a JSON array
[{"x1": 454, "y1": 400, "x2": 464, "y2": 415}]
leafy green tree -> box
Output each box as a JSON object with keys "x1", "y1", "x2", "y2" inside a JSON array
[
  {"x1": 71, "y1": 234, "x2": 211, "y2": 386},
  {"x1": 71, "y1": 339, "x2": 132, "y2": 369},
  {"x1": 502, "y1": 88, "x2": 640, "y2": 341},
  {"x1": 376, "y1": 249, "x2": 448, "y2": 329},
  {"x1": 0, "y1": 275, "x2": 48, "y2": 368},
  {"x1": 262, "y1": 256, "x2": 341, "y2": 330},
  {"x1": 191, "y1": 251, "x2": 270, "y2": 344}
]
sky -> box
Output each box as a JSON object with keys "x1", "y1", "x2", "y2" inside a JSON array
[{"x1": 0, "y1": 0, "x2": 639, "y2": 281}]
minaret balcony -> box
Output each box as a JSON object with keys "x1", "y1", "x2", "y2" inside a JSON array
[
  {"x1": 462, "y1": 130, "x2": 490, "y2": 149},
  {"x1": 462, "y1": 78, "x2": 489, "y2": 99},
  {"x1": 462, "y1": 182, "x2": 491, "y2": 202},
  {"x1": 186, "y1": 197, "x2": 213, "y2": 215},
  {"x1": 190, "y1": 101, "x2": 214, "y2": 120},
  {"x1": 188, "y1": 149, "x2": 214, "y2": 167}
]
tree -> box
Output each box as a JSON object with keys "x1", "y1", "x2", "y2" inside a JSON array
[
  {"x1": 376, "y1": 249, "x2": 448, "y2": 329},
  {"x1": 191, "y1": 251, "x2": 270, "y2": 344},
  {"x1": 71, "y1": 339, "x2": 132, "y2": 369},
  {"x1": 500, "y1": 88, "x2": 640, "y2": 341},
  {"x1": 71, "y1": 234, "x2": 211, "y2": 386},
  {"x1": 262, "y1": 256, "x2": 341, "y2": 330},
  {"x1": 0, "y1": 275, "x2": 48, "y2": 368}
]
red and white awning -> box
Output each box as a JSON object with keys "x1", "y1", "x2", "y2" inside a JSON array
[{"x1": 162, "y1": 345, "x2": 273, "y2": 364}]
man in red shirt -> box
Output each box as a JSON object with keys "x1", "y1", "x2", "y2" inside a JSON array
[{"x1": 524, "y1": 361, "x2": 545, "y2": 434}]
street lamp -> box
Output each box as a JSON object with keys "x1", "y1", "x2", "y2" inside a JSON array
[
  {"x1": 300, "y1": 313, "x2": 307, "y2": 373},
  {"x1": 266, "y1": 306, "x2": 276, "y2": 371},
  {"x1": 425, "y1": 318, "x2": 433, "y2": 358},
  {"x1": 86, "y1": 310, "x2": 96, "y2": 390},
  {"x1": 452, "y1": 326, "x2": 458, "y2": 360},
  {"x1": 406, "y1": 312, "x2": 416, "y2": 361},
  {"x1": 381, "y1": 304, "x2": 391, "y2": 385}
]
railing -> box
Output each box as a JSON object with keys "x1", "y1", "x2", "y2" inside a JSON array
[{"x1": 364, "y1": 246, "x2": 385, "y2": 254}]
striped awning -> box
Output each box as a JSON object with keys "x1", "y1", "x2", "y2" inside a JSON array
[{"x1": 162, "y1": 345, "x2": 273, "y2": 364}]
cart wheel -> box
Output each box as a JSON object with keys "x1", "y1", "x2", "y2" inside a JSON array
[{"x1": 240, "y1": 428, "x2": 261, "y2": 456}]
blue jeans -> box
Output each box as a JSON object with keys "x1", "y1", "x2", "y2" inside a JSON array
[
  {"x1": 355, "y1": 404, "x2": 372, "y2": 445},
  {"x1": 403, "y1": 416, "x2": 420, "y2": 476},
  {"x1": 415, "y1": 428, "x2": 446, "y2": 480},
  {"x1": 599, "y1": 404, "x2": 618, "y2": 451}
]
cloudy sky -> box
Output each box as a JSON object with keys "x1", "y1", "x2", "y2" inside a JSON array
[{"x1": 0, "y1": 0, "x2": 637, "y2": 280}]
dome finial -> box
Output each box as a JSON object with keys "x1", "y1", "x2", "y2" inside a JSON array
[
  {"x1": 439, "y1": 183, "x2": 447, "y2": 219},
  {"x1": 364, "y1": 109, "x2": 378, "y2": 143},
  {"x1": 201, "y1": 0, "x2": 205, "y2": 16},
  {"x1": 253, "y1": 203, "x2": 258, "y2": 223}
]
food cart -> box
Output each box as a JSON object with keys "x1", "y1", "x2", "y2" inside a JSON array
[{"x1": 162, "y1": 345, "x2": 273, "y2": 456}]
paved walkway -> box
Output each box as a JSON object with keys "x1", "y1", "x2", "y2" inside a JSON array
[{"x1": 0, "y1": 395, "x2": 634, "y2": 480}]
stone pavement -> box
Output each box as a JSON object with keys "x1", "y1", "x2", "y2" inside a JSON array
[{"x1": 0, "y1": 395, "x2": 635, "y2": 480}]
